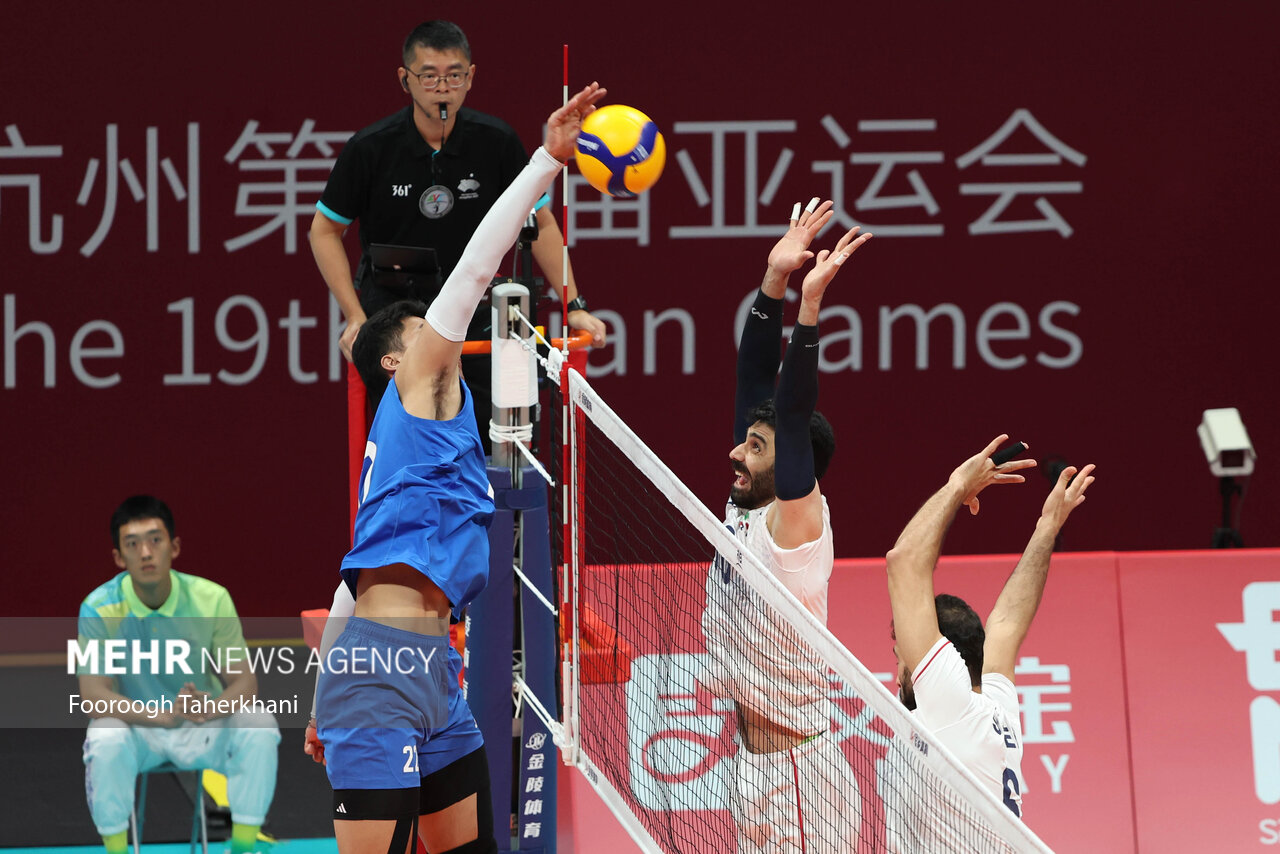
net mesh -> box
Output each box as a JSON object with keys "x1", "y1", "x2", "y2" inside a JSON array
[{"x1": 548, "y1": 368, "x2": 1053, "y2": 854}]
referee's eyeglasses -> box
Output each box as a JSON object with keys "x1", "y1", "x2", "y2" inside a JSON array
[{"x1": 404, "y1": 68, "x2": 470, "y2": 89}]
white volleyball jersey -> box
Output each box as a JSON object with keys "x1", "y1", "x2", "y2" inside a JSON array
[
  {"x1": 912, "y1": 637, "x2": 1026, "y2": 818},
  {"x1": 700, "y1": 497, "x2": 835, "y2": 735}
]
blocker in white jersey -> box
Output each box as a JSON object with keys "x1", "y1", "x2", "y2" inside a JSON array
[
  {"x1": 887, "y1": 433, "x2": 1096, "y2": 823},
  {"x1": 912, "y1": 636, "x2": 1026, "y2": 816},
  {"x1": 698, "y1": 198, "x2": 872, "y2": 853}
]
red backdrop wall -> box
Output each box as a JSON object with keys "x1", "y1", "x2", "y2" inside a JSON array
[{"x1": 4, "y1": 2, "x2": 1278, "y2": 618}]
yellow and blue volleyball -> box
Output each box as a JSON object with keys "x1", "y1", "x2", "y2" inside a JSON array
[{"x1": 574, "y1": 104, "x2": 666, "y2": 197}]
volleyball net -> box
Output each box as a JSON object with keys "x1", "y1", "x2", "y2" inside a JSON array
[
  {"x1": 544, "y1": 364, "x2": 1054, "y2": 854},
  {"x1": 344, "y1": 282, "x2": 1053, "y2": 851}
]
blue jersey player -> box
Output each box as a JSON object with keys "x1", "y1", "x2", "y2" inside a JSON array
[{"x1": 312, "y1": 82, "x2": 606, "y2": 854}]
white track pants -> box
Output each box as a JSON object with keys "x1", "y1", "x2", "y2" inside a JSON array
[{"x1": 82, "y1": 713, "x2": 280, "y2": 836}]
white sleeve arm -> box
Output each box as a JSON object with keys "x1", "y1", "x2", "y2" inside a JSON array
[
  {"x1": 425, "y1": 146, "x2": 563, "y2": 341},
  {"x1": 310, "y1": 580, "x2": 355, "y2": 719}
]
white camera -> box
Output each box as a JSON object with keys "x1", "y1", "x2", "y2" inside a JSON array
[{"x1": 1198, "y1": 407, "x2": 1256, "y2": 477}]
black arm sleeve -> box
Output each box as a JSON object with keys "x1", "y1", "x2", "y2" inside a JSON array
[
  {"x1": 774, "y1": 322, "x2": 820, "y2": 501},
  {"x1": 734, "y1": 289, "x2": 784, "y2": 444}
]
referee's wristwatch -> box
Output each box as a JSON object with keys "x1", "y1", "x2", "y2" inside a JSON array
[{"x1": 565, "y1": 295, "x2": 588, "y2": 313}]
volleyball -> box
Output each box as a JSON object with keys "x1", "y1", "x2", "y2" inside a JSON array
[{"x1": 574, "y1": 104, "x2": 666, "y2": 197}]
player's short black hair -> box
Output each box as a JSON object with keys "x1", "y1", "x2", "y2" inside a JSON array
[
  {"x1": 352, "y1": 300, "x2": 431, "y2": 401},
  {"x1": 746, "y1": 399, "x2": 836, "y2": 480},
  {"x1": 936, "y1": 593, "x2": 985, "y2": 688},
  {"x1": 110, "y1": 495, "x2": 175, "y2": 549},
  {"x1": 403, "y1": 20, "x2": 471, "y2": 66}
]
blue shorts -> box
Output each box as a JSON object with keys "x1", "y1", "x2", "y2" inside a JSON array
[{"x1": 317, "y1": 617, "x2": 483, "y2": 790}]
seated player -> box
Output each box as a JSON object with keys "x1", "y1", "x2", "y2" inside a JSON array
[
  {"x1": 77, "y1": 495, "x2": 279, "y2": 854},
  {"x1": 700, "y1": 199, "x2": 872, "y2": 853},
  {"x1": 312, "y1": 82, "x2": 606, "y2": 854},
  {"x1": 885, "y1": 436, "x2": 1095, "y2": 820}
]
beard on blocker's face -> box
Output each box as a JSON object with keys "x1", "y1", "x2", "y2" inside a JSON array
[
  {"x1": 730, "y1": 463, "x2": 775, "y2": 509},
  {"x1": 899, "y1": 682, "x2": 917, "y2": 711}
]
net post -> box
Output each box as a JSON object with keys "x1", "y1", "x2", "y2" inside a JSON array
[
  {"x1": 513, "y1": 467, "x2": 559, "y2": 848},
  {"x1": 469, "y1": 465, "x2": 519, "y2": 846}
]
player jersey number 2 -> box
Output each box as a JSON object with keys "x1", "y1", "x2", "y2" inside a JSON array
[
  {"x1": 359, "y1": 441, "x2": 378, "y2": 505},
  {"x1": 1002, "y1": 768, "x2": 1022, "y2": 817}
]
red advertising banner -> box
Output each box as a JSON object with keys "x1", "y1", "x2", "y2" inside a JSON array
[
  {"x1": 4, "y1": 3, "x2": 1278, "y2": 620},
  {"x1": 1119, "y1": 549, "x2": 1280, "y2": 852}
]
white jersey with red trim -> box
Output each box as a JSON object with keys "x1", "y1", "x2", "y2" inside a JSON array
[
  {"x1": 911, "y1": 636, "x2": 1026, "y2": 818},
  {"x1": 700, "y1": 497, "x2": 835, "y2": 735}
]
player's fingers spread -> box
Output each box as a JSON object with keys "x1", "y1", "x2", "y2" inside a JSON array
[
  {"x1": 836, "y1": 225, "x2": 861, "y2": 248},
  {"x1": 809, "y1": 202, "x2": 834, "y2": 226},
  {"x1": 571, "y1": 83, "x2": 604, "y2": 110}
]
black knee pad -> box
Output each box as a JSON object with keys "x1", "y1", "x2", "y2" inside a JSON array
[
  {"x1": 419, "y1": 744, "x2": 492, "y2": 814},
  {"x1": 331, "y1": 788, "x2": 420, "y2": 854},
  {"x1": 420, "y1": 747, "x2": 496, "y2": 853}
]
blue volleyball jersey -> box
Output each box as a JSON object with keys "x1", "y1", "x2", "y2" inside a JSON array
[{"x1": 341, "y1": 376, "x2": 494, "y2": 619}]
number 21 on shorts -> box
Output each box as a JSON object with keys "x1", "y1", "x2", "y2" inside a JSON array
[{"x1": 402, "y1": 744, "x2": 419, "y2": 774}]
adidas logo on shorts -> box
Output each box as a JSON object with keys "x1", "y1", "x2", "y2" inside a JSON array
[{"x1": 335, "y1": 803, "x2": 347, "y2": 814}]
